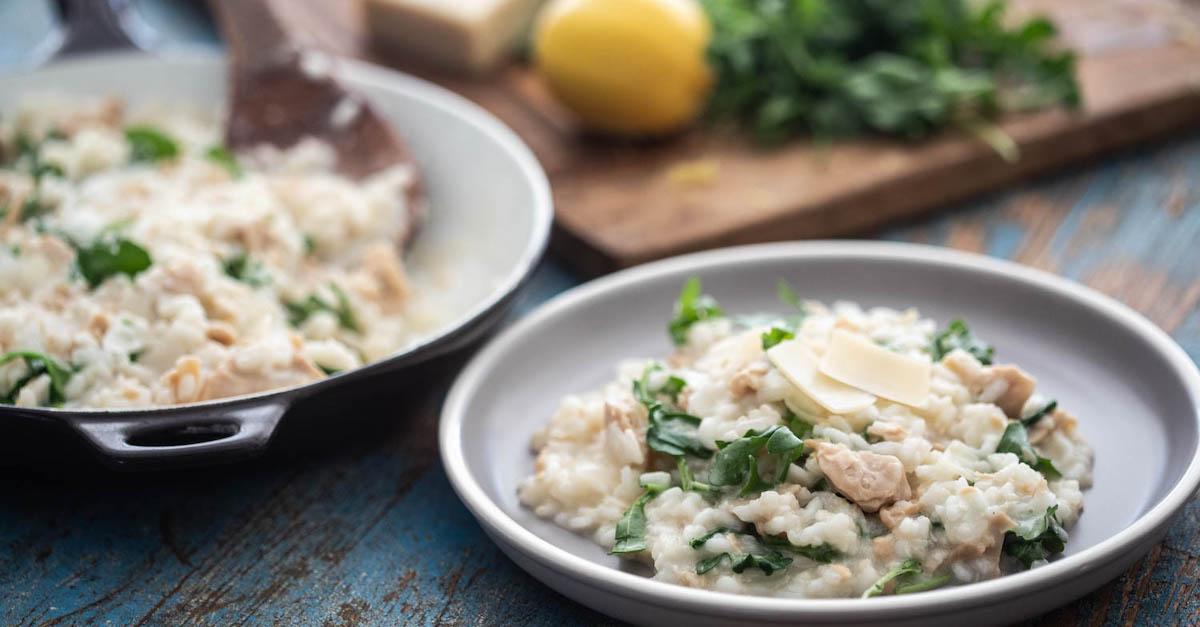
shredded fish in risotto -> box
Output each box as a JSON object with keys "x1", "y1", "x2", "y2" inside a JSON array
[
  {"x1": 519, "y1": 279, "x2": 1093, "y2": 598},
  {"x1": 0, "y1": 95, "x2": 444, "y2": 408}
]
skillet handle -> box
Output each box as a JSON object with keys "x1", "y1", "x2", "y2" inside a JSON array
[{"x1": 66, "y1": 401, "x2": 287, "y2": 467}]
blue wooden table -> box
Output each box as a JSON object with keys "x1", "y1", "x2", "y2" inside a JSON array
[{"x1": 1, "y1": 3, "x2": 1198, "y2": 625}]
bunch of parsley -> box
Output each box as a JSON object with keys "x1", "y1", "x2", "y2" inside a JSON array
[{"x1": 701, "y1": 0, "x2": 1079, "y2": 154}]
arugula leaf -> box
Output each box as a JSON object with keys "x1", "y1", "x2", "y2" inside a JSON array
[
  {"x1": 677, "y1": 457, "x2": 715, "y2": 495},
  {"x1": 611, "y1": 480, "x2": 670, "y2": 554},
  {"x1": 1022, "y1": 400, "x2": 1057, "y2": 427},
  {"x1": 0, "y1": 350, "x2": 72, "y2": 406},
  {"x1": 222, "y1": 252, "x2": 271, "y2": 287},
  {"x1": 738, "y1": 453, "x2": 775, "y2": 496},
  {"x1": 895, "y1": 573, "x2": 952, "y2": 594},
  {"x1": 710, "y1": 424, "x2": 807, "y2": 492},
  {"x1": 1003, "y1": 505, "x2": 1067, "y2": 569},
  {"x1": 125, "y1": 127, "x2": 179, "y2": 163},
  {"x1": 701, "y1": 0, "x2": 1079, "y2": 149},
  {"x1": 318, "y1": 364, "x2": 342, "y2": 376},
  {"x1": 766, "y1": 424, "x2": 804, "y2": 453},
  {"x1": 285, "y1": 284, "x2": 360, "y2": 333},
  {"x1": 689, "y1": 527, "x2": 733, "y2": 549},
  {"x1": 205, "y1": 145, "x2": 242, "y2": 178},
  {"x1": 761, "y1": 326, "x2": 795, "y2": 350},
  {"x1": 996, "y1": 422, "x2": 1061, "y2": 479},
  {"x1": 661, "y1": 375, "x2": 687, "y2": 402},
  {"x1": 728, "y1": 551, "x2": 793, "y2": 575},
  {"x1": 690, "y1": 527, "x2": 833, "y2": 576},
  {"x1": 863, "y1": 558, "x2": 923, "y2": 598},
  {"x1": 634, "y1": 364, "x2": 711, "y2": 459},
  {"x1": 668, "y1": 278, "x2": 724, "y2": 346},
  {"x1": 75, "y1": 237, "x2": 153, "y2": 288},
  {"x1": 931, "y1": 319, "x2": 994, "y2": 364},
  {"x1": 709, "y1": 428, "x2": 774, "y2": 486}
]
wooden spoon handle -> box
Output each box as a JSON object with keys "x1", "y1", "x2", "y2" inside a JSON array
[{"x1": 209, "y1": 0, "x2": 298, "y2": 72}]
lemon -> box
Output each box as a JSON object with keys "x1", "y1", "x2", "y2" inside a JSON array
[{"x1": 533, "y1": 0, "x2": 712, "y2": 136}]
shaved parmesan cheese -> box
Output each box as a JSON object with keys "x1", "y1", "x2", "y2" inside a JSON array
[
  {"x1": 819, "y1": 330, "x2": 931, "y2": 406},
  {"x1": 767, "y1": 340, "x2": 876, "y2": 415}
]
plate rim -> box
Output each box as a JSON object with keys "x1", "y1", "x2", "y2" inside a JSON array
[{"x1": 439, "y1": 240, "x2": 1200, "y2": 619}]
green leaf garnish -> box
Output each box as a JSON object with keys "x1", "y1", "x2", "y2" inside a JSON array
[
  {"x1": 0, "y1": 350, "x2": 73, "y2": 406},
  {"x1": 709, "y1": 424, "x2": 807, "y2": 492},
  {"x1": 222, "y1": 252, "x2": 271, "y2": 287},
  {"x1": 75, "y1": 237, "x2": 153, "y2": 288},
  {"x1": 931, "y1": 319, "x2": 994, "y2": 364},
  {"x1": 996, "y1": 422, "x2": 1061, "y2": 479},
  {"x1": 634, "y1": 364, "x2": 711, "y2": 459},
  {"x1": 1002, "y1": 505, "x2": 1067, "y2": 569},
  {"x1": 1022, "y1": 400, "x2": 1057, "y2": 427},
  {"x1": 610, "y1": 480, "x2": 670, "y2": 555},
  {"x1": 689, "y1": 527, "x2": 834, "y2": 576},
  {"x1": 668, "y1": 277, "x2": 724, "y2": 346},
  {"x1": 761, "y1": 326, "x2": 795, "y2": 350},
  {"x1": 205, "y1": 145, "x2": 242, "y2": 178},
  {"x1": 125, "y1": 126, "x2": 179, "y2": 163},
  {"x1": 863, "y1": 558, "x2": 923, "y2": 598},
  {"x1": 285, "y1": 284, "x2": 360, "y2": 333}
]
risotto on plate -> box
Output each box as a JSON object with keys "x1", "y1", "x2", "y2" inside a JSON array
[{"x1": 519, "y1": 279, "x2": 1093, "y2": 598}]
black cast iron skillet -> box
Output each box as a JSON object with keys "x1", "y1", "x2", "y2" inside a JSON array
[{"x1": 0, "y1": 1, "x2": 552, "y2": 468}]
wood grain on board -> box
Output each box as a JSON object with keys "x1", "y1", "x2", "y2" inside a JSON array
[{"x1": 283, "y1": 0, "x2": 1200, "y2": 276}]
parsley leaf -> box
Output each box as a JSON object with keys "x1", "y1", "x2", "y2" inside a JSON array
[
  {"x1": 1003, "y1": 505, "x2": 1067, "y2": 569},
  {"x1": 931, "y1": 319, "x2": 994, "y2": 364},
  {"x1": 125, "y1": 127, "x2": 179, "y2": 163},
  {"x1": 996, "y1": 422, "x2": 1061, "y2": 479},
  {"x1": 205, "y1": 145, "x2": 242, "y2": 178},
  {"x1": 75, "y1": 237, "x2": 153, "y2": 288},
  {"x1": 701, "y1": 0, "x2": 1079, "y2": 149},
  {"x1": 222, "y1": 252, "x2": 271, "y2": 287},
  {"x1": 0, "y1": 350, "x2": 72, "y2": 406},
  {"x1": 761, "y1": 326, "x2": 795, "y2": 350},
  {"x1": 668, "y1": 277, "x2": 723, "y2": 346},
  {"x1": 285, "y1": 284, "x2": 360, "y2": 333}
]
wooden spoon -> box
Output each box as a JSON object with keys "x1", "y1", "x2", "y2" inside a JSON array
[{"x1": 209, "y1": 0, "x2": 425, "y2": 248}]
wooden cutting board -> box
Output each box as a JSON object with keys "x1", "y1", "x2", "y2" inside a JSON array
[{"x1": 282, "y1": 0, "x2": 1200, "y2": 275}]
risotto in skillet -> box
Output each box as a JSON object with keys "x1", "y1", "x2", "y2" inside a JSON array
[
  {"x1": 0, "y1": 96, "x2": 440, "y2": 409},
  {"x1": 519, "y1": 279, "x2": 1093, "y2": 598}
]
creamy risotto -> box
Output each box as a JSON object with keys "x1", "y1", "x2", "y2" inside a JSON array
[
  {"x1": 519, "y1": 279, "x2": 1093, "y2": 598},
  {"x1": 0, "y1": 96, "x2": 443, "y2": 408}
]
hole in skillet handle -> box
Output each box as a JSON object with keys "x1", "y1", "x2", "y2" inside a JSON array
[
  {"x1": 65, "y1": 399, "x2": 289, "y2": 469},
  {"x1": 125, "y1": 421, "x2": 240, "y2": 447}
]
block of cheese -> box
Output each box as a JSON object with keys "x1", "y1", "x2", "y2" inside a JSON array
[
  {"x1": 818, "y1": 329, "x2": 931, "y2": 407},
  {"x1": 767, "y1": 339, "x2": 876, "y2": 415},
  {"x1": 363, "y1": 0, "x2": 546, "y2": 73}
]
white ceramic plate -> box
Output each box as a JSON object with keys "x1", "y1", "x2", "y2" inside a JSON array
[
  {"x1": 440, "y1": 241, "x2": 1200, "y2": 626},
  {"x1": 0, "y1": 52, "x2": 552, "y2": 465}
]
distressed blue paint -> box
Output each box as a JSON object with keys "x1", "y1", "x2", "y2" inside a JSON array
[
  {"x1": 1, "y1": 4, "x2": 1198, "y2": 627},
  {"x1": 985, "y1": 220, "x2": 1024, "y2": 260}
]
